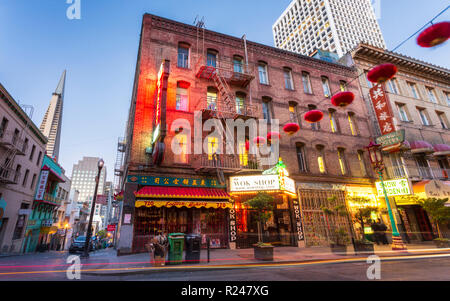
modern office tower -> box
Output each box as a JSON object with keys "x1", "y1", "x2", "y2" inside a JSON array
[
  {"x1": 70, "y1": 157, "x2": 107, "y2": 215},
  {"x1": 40, "y1": 70, "x2": 66, "y2": 161},
  {"x1": 273, "y1": 0, "x2": 386, "y2": 57}
]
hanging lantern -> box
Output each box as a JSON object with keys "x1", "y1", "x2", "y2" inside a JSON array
[
  {"x1": 331, "y1": 91, "x2": 354, "y2": 108},
  {"x1": 367, "y1": 63, "x2": 397, "y2": 83},
  {"x1": 267, "y1": 131, "x2": 281, "y2": 143},
  {"x1": 304, "y1": 110, "x2": 324, "y2": 123},
  {"x1": 253, "y1": 136, "x2": 266, "y2": 147},
  {"x1": 245, "y1": 140, "x2": 250, "y2": 151},
  {"x1": 417, "y1": 22, "x2": 450, "y2": 48},
  {"x1": 283, "y1": 123, "x2": 300, "y2": 136}
]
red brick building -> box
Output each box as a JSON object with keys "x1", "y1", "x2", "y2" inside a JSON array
[{"x1": 116, "y1": 14, "x2": 378, "y2": 254}]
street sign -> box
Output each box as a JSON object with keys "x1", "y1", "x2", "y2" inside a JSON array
[
  {"x1": 107, "y1": 224, "x2": 116, "y2": 232},
  {"x1": 376, "y1": 129, "x2": 405, "y2": 148},
  {"x1": 369, "y1": 84, "x2": 396, "y2": 136}
]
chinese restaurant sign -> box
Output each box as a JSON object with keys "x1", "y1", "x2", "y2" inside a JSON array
[
  {"x1": 135, "y1": 200, "x2": 232, "y2": 209},
  {"x1": 230, "y1": 175, "x2": 296, "y2": 194},
  {"x1": 375, "y1": 178, "x2": 411, "y2": 197},
  {"x1": 370, "y1": 84, "x2": 396, "y2": 136},
  {"x1": 35, "y1": 170, "x2": 50, "y2": 200},
  {"x1": 127, "y1": 175, "x2": 226, "y2": 188},
  {"x1": 292, "y1": 199, "x2": 304, "y2": 242},
  {"x1": 376, "y1": 129, "x2": 405, "y2": 148},
  {"x1": 229, "y1": 200, "x2": 237, "y2": 243}
]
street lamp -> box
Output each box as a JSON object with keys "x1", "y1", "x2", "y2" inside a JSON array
[
  {"x1": 62, "y1": 223, "x2": 69, "y2": 251},
  {"x1": 82, "y1": 158, "x2": 104, "y2": 258},
  {"x1": 365, "y1": 141, "x2": 407, "y2": 251}
]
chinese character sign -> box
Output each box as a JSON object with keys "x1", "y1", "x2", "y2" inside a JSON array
[
  {"x1": 369, "y1": 84, "x2": 396, "y2": 135},
  {"x1": 35, "y1": 170, "x2": 49, "y2": 200}
]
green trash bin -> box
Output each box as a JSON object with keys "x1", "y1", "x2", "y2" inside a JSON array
[{"x1": 168, "y1": 233, "x2": 185, "y2": 265}]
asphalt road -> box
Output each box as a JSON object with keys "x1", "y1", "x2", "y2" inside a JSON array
[{"x1": 1, "y1": 252, "x2": 449, "y2": 281}]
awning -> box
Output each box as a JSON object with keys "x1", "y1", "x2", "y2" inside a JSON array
[
  {"x1": 135, "y1": 200, "x2": 232, "y2": 209},
  {"x1": 413, "y1": 180, "x2": 450, "y2": 199},
  {"x1": 410, "y1": 140, "x2": 434, "y2": 154},
  {"x1": 433, "y1": 144, "x2": 450, "y2": 156},
  {"x1": 42, "y1": 166, "x2": 65, "y2": 183},
  {"x1": 135, "y1": 186, "x2": 230, "y2": 200}
]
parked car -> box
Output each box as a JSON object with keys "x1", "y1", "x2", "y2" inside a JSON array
[{"x1": 68, "y1": 236, "x2": 96, "y2": 254}]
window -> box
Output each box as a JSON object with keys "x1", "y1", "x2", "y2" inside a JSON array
[
  {"x1": 426, "y1": 87, "x2": 437, "y2": 103},
  {"x1": 233, "y1": 56, "x2": 244, "y2": 73},
  {"x1": 316, "y1": 145, "x2": 326, "y2": 174},
  {"x1": 308, "y1": 105, "x2": 320, "y2": 131},
  {"x1": 296, "y1": 143, "x2": 307, "y2": 172},
  {"x1": 357, "y1": 150, "x2": 367, "y2": 176},
  {"x1": 258, "y1": 62, "x2": 269, "y2": 85},
  {"x1": 417, "y1": 108, "x2": 430, "y2": 126},
  {"x1": 289, "y1": 103, "x2": 298, "y2": 123},
  {"x1": 0, "y1": 117, "x2": 8, "y2": 137},
  {"x1": 238, "y1": 140, "x2": 248, "y2": 167},
  {"x1": 348, "y1": 112, "x2": 357, "y2": 136},
  {"x1": 337, "y1": 148, "x2": 347, "y2": 175},
  {"x1": 176, "y1": 82, "x2": 189, "y2": 111},
  {"x1": 302, "y1": 72, "x2": 312, "y2": 94},
  {"x1": 206, "y1": 87, "x2": 218, "y2": 110},
  {"x1": 321, "y1": 76, "x2": 331, "y2": 97},
  {"x1": 206, "y1": 50, "x2": 217, "y2": 68},
  {"x1": 408, "y1": 82, "x2": 420, "y2": 99},
  {"x1": 339, "y1": 81, "x2": 347, "y2": 92},
  {"x1": 36, "y1": 151, "x2": 42, "y2": 166},
  {"x1": 177, "y1": 43, "x2": 190, "y2": 68},
  {"x1": 29, "y1": 145, "x2": 36, "y2": 161},
  {"x1": 284, "y1": 68, "x2": 294, "y2": 90},
  {"x1": 207, "y1": 137, "x2": 219, "y2": 161},
  {"x1": 30, "y1": 174, "x2": 37, "y2": 190},
  {"x1": 22, "y1": 138, "x2": 28, "y2": 153},
  {"x1": 329, "y1": 109, "x2": 339, "y2": 133},
  {"x1": 262, "y1": 97, "x2": 272, "y2": 121},
  {"x1": 13, "y1": 204, "x2": 29, "y2": 240},
  {"x1": 388, "y1": 79, "x2": 399, "y2": 95},
  {"x1": 235, "y1": 93, "x2": 246, "y2": 115},
  {"x1": 397, "y1": 103, "x2": 409, "y2": 122},
  {"x1": 364, "y1": 70, "x2": 373, "y2": 88},
  {"x1": 22, "y1": 169, "x2": 29, "y2": 187},
  {"x1": 173, "y1": 134, "x2": 188, "y2": 164},
  {"x1": 12, "y1": 129, "x2": 19, "y2": 145},
  {"x1": 444, "y1": 92, "x2": 450, "y2": 106},
  {"x1": 437, "y1": 112, "x2": 449, "y2": 129},
  {"x1": 14, "y1": 164, "x2": 21, "y2": 183}
]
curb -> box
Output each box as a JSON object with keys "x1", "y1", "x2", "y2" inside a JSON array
[{"x1": 82, "y1": 249, "x2": 450, "y2": 277}]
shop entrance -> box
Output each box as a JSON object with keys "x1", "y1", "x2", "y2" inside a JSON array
[{"x1": 133, "y1": 206, "x2": 228, "y2": 253}]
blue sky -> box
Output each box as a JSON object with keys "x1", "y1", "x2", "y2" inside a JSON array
[{"x1": 0, "y1": 0, "x2": 449, "y2": 182}]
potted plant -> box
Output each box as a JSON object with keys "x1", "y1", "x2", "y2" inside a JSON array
[
  {"x1": 245, "y1": 192, "x2": 275, "y2": 261},
  {"x1": 418, "y1": 198, "x2": 450, "y2": 248},
  {"x1": 321, "y1": 199, "x2": 351, "y2": 255}
]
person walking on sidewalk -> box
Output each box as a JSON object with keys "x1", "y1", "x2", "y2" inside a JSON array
[
  {"x1": 377, "y1": 219, "x2": 389, "y2": 245},
  {"x1": 371, "y1": 220, "x2": 381, "y2": 245}
]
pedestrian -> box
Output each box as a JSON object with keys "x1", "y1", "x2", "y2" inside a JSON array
[
  {"x1": 377, "y1": 219, "x2": 389, "y2": 245},
  {"x1": 371, "y1": 219, "x2": 380, "y2": 245}
]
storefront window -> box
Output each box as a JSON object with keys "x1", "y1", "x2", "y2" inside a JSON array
[{"x1": 207, "y1": 137, "x2": 219, "y2": 160}]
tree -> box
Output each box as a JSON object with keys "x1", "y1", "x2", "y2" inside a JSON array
[
  {"x1": 97, "y1": 230, "x2": 107, "y2": 240},
  {"x1": 348, "y1": 196, "x2": 378, "y2": 241},
  {"x1": 418, "y1": 198, "x2": 450, "y2": 239},
  {"x1": 244, "y1": 192, "x2": 274, "y2": 244}
]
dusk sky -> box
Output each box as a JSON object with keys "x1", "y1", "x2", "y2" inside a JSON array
[{"x1": 0, "y1": 0, "x2": 449, "y2": 182}]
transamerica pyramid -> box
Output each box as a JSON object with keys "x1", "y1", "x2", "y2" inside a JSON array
[{"x1": 40, "y1": 70, "x2": 66, "y2": 162}]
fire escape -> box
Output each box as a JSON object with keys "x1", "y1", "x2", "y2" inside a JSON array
[
  {"x1": 114, "y1": 137, "x2": 126, "y2": 193},
  {"x1": 192, "y1": 21, "x2": 261, "y2": 175}
]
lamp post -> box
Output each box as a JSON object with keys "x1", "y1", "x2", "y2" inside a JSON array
[
  {"x1": 82, "y1": 158, "x2": 104, "y2": 258},
  {"x1": 365, "y1": 142, "x2": 407, "y2": 251},
  {"x1": 62, "y1": 223, "x2": 69, "y2": 251}
]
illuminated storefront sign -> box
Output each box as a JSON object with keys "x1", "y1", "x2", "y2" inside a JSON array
[
  {"x1": 135, "y1": 200, "x2": 232, "y2": 209},
  {"x1": 229, "y1": 201, "x2": 237, "y2": 243},
  {"x1": 292, "y1": 199, "x2": 304, "y2": 242},
  {"x1": 375, "y1": 178, "x2": 411, "y2": 197},
  {"x1": 127, "y1": 175, "x2": 225, "y2": 188},
  {"x1": 230, "y1": 174, "x2": 296, "y2": 194}
]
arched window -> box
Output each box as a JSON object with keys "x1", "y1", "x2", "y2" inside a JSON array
[
  {"x1": 337, "y1": 148, "x2": 348, "y2": 176},
  {"x1": 347, "y1": 112, "x2": 358, "y2": 136},
  {"x1": 261, "y1": 96, "x2": 273, "y2": 122},
  {"x1": 176, "y1": 81, "x2": 190, "y2": 111},
  {"x1": 284, "y1": 67, "x2": 294, "y2": 90},
  {"x1": 289, "y1": 101, "x2": 299, "y2": 124},
  {"x1": 321, "y1": 76, "x2": 331, "y2": 98},
  {"x1": 328, "y1": 108, "x2": 339, "y2": 133},
  {"x1": 308, "y1": 104, "x2": 320, "y2": 131},
  {"x1": 258, "y1": 61, "x2": 269, "y2": 85},
  {"x1": 302, "y1": 72, "x2": 312, "y2": 94},
  {"x1": 206, "y1": 49, "x2": 218, "y2": 68},
  {"x1": 296, "y1": 143, "x2": 307, "y2": 173},
  {"x1": 233, "y1": 55, "x2": 244, "y2": 73},
  {"x1": 177, "y1": 42, "x2": 190, "y2": 68},
  {"x1": 236, "y1": 92, "x2": 246, "y2": 115},
  {"x1": 316, "y1": 145, "x2": 326, "y2": 174},
  {"x1": 207, "y1": 87, "x2": 217, "y2": 110}
]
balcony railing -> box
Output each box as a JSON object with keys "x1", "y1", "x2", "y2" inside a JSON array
[
  {"x1": 0, "y1": 166, "x2": 20, "y2": 184},
  {"x1": 197, "y1": 97, "x2": 259, "y2": 120},
  {"x1": 385, "y1": 165, "x2": 450, "y2": 180},
  {"x1": 0, "y1": 130, "x2": 27, "y2": 155},
  {"x1": 193, "y1": 153, "x2": 262, "y2": 173},
  {"x1": 43, "y1": 193, "x2": 62, "y2": 206}
]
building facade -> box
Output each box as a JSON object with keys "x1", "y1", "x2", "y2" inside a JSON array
[
  {"x1": 0, "y1": 83, "x2": 47, "y2": 254},
  {"x1": 352, "y1": 44, "x2": 450, "y2": 241},
  {"x1": 273, "y1": 0, "x2": 385, "y2": 57},
  {"x1": 116, "y1": 14, "x2": 381, "y2": 254}
]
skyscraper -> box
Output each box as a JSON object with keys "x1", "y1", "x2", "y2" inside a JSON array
[
  {"x1": 40, "y1": 70, "x2": 66, "y2": 161},
  {"x1": 273, "y1": 0, "x2": 386, "y2": 57}
]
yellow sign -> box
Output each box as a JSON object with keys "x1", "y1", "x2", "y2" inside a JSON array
[
  {"x1": 376, "y1": 178, "x2": 411, "y2": 197},
  {"x1": 135, "y1": 200, "x2": 232, "y2": 209}
]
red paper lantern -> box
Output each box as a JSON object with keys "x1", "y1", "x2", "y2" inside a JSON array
[
  {"x1": 367, "y1": 64, "x2": 397, "y2": 83},
  {"x1": 267, "y1": 131, "x2": 281, "y2": 143},
  {"x1": 253, "y1": 136, "x2": 266, "y2": 146},
  {"x1": 331, "y1": 91, "x2": 355, "y2": 107},
  {"x1": 283, "y1": 123, "x2": 300, "y2": 136},
  {"x1": 304, "y1": 110, "x2": 324, "y2": 123},
  {"x1": 245, "y1": 140, "x2": 250, "y2": 151},
  {"x1": 417, "y1": 22, "x2": 450, "y2": 48}
]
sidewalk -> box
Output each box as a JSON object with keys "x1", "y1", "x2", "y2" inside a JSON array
[{"x1": 82, "y1": 242, "x2": 450, "y2": 276}]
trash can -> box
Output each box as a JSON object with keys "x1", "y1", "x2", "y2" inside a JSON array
[
  {"x1": 168, "y1": 233, "x2": 185, "y2": 265},
  {"x1": 185, "y1": 234, "x2": 202, "y2": 264}
]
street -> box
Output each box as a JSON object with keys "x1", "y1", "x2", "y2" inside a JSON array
[{"x1": 0, "y1": 249, "x2": 449, "y2": 281}]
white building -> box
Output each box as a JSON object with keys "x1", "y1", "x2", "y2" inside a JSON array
[
  {"x1": 70, "y1": 157, "x2": 107, "y2": 233},
  {"x1": 273, "y1": 0, "x2": 386, "y2": 57}
]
